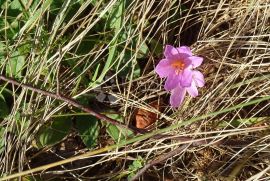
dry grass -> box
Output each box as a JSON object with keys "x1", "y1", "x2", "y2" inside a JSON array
[{"x1": 0, "y1": 0, "x2": 270, "y2": 180}]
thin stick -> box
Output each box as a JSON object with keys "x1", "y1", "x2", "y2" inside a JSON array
[{"x1": 0, "y1": 74, "x2": 146, "y2": 134}]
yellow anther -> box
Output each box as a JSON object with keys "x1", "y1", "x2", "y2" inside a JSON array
[{"x1": 171, "y1": 61, "x2": 185, "y2": 75}]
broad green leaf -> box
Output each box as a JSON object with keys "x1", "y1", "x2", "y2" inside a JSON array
[
  {"x1": 10, "y1": 0, "x2": 26, "y2": 11},
  {"x1": 75, "y1": 115, "x2": 100, "y2": 148},
  {"x1": 127, "y1": 156, "x2": 144, "y2": 180},
  {"x1": 137, "y1": 41, "x2": 149, "y2": 59},
  {"x1": 37, "y1": 117, "x2": 72, "y2": 148},
  {"x1": 6, "y1": 51, "x2": 25, "y2": 78},
  {"x1": 128, "y1": 156, "x2": 144, "y2": 171},
  {"x1": 106, "y1": 123, "x2": 121, "y2": 142},
  {"x1": 106, "y1": 0, "x2": 124, "y2": 29},
  {"x1": 105, "y1": 114, "x2": 133, "y2": 142}
]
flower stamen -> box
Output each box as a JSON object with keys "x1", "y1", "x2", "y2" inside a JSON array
[{"x1": 171, "y1": 61, "x2": 185, "y2": 75}]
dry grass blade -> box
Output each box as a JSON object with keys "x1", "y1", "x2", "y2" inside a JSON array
[{"x1": 0, "y1": 0, "x2": 270, "y2": 180}]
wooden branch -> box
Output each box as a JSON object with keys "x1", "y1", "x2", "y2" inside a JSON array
[{"x1": 0, "y1": 74, "x2": 146, "y2": 134}]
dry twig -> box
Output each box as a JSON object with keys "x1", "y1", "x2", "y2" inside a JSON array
[{"x1": 0, "y1": 74, "x2": 146, "y2": 134}]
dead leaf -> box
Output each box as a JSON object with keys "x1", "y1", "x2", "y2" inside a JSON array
[{"x1": 135, "y1": 100, "x2": 163, "y2": 129}]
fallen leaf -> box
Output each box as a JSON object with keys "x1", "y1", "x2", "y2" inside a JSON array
[{"x1": 135, "y1": 100, "x2": 163, "y2": 129}]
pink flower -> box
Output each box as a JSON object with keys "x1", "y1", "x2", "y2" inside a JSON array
[
  {"x1": 155, "y1": 45, "x2": 205, "y2": 108},
  {"x1": 155, "y1": 45, "x2": 203, "y2": 90},
  {"x1": 170, "y1": 70, "x2": 205, "y2": 107}
]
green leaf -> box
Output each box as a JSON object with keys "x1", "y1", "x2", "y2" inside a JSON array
[
  {"x1": 0, "y1": 41, "x2": 5, "y2": 56},
  {"x1": 118, "y1": 49, "x2": 141, "y2": 79},
  {"x1": 75, "y1": 115, "x2": 100, "y2": 148},
  {"x1": 17, "y1": 0, "x2": 53, "y2": 37},
  {"x1": 106, "y1": 0, "x2": 124, "y2": 29},
  {"x1": 10, "y1": 0, "x2": 25, "y2": 11},
  {"x1": 0, "y1": 126, "x2": 5, "y2": 154},
  {"x1": 92, "y1": 0, "x2": 125, "y2": 87},
  {"x1": 105, "y1": 114, "x2": 133, "y2": 142},
  {"x1": 37, "y1": 117, "x2": 72, "y2": 147},
  {"x1": 218, "y1": 117, "x2": 267, "y2": 128},
  {"x1": 148, "y1": 38, "x2": 163, "y2": 57},
  {"x1": 6, "y1": 51, "x2": 25, "y2": 78},
  {"x1": 128, "y1": 156, "x2": 144, "y2": 171},
  {"x1": 106, "y1": 123, "x2": 121, "y2": 141},
  {"x1": 14, "y1": 112, "x2": 31, "y2": 140},
  {"x1": 137, "y1": 41, "x2": 149, "y2": 59},
  {"x1": 0, "y1": 18, "x2": 18, "y2": 39},
  {"x1": 127, "y1": 156, "x2": 144, "y2": 180},
  {"x1": 113, "y1": 26, "x2": 146, "y2": 79}
]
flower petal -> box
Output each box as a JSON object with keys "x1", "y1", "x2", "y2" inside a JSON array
[
  {"x1": 176, "y1": 46, "x2": 192, "y2": 56},
  {"x1": 180, "y1": 68, "x2": 192, "y2": 87},
  {"x1": 155, "y1": 59, "x2": 174, "y2": 78},
  {"x1": 164, "y1": 45, "x2": 177, "y2": 59},
  {"x1": 170, "y1": 86, "x2": 186, "y2": 108},
  {"x1": 193, "y1": 70, "x2": 205, "y2": 87},
  {"x1": 164, "y1": 74, "x2": 179, "y2": 91},
  {"x1": 182, "y1": 58, "x2": 192, "y2": 68},
  {"x1": 164, "y1": 45, "x2": 193, "y2": 61},
  {"x1": 189, "y1": 56, "x2": 203, "y2": 68},
  {"x1": 186, "y1": 81, "x2": 198, "y2": 97}
]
